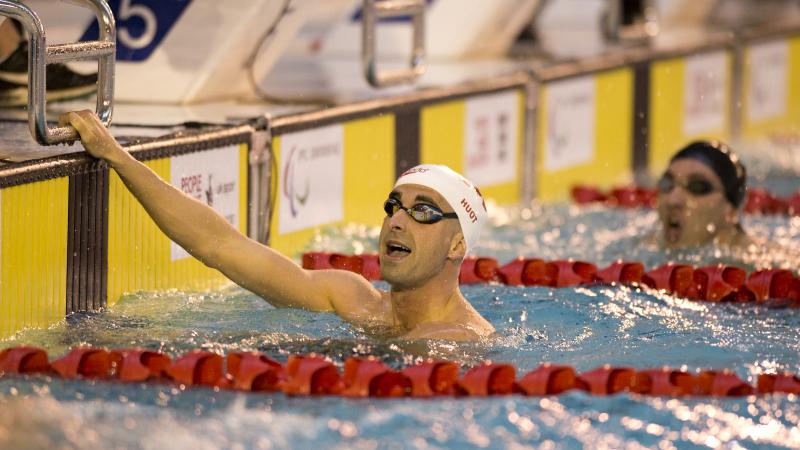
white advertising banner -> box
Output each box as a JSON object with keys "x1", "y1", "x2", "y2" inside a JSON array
[
  {"x1": 544, "y1": 76, "x2": 596, "y2": 171},
  {"x1": 170, "y1": 145, "x2": 241, "y2": 261},
  {"x1": 464, "y1": 91, "x2": 519, "y2": 186},
  {"x1": 747, "y1": 40, "x2": 789, "y2": 122},
  {"x1": 683, "y1": 51, "x2": 728, "y2": 136},
  {"x1": 278, "y1": 125, "x2": 344, "y2": 234}
]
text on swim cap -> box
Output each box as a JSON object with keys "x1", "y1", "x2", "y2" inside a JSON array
[
  {"x1": 461, "y1": 198, "x2": 478, "y2": 223},
  {"x1": 400, "y1": 167, "x2": 429, "y2": 177}
]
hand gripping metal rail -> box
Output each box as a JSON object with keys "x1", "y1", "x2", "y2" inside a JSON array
[
  {"x1": 361, "y1": 0, "x2": 425, "y2": 87},
  {"x1": 0, "y1": 0, "x2": 115, "y2": 145}
]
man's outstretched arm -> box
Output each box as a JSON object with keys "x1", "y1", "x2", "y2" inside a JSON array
[{"x1": 64, "y1": 111, "x2": 381, "y2": 318}]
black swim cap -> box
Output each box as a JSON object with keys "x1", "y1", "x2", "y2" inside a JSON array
[{"x1": 670, "y1": 140, "x2": 747, "y2": 207}]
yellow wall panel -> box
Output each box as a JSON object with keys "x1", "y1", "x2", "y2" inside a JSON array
[
  {"x1": 741, "y1": 36, "x2": 800, "y2": 139},
  {"x1": 344, "y1": 115, "x2": 396, "y2": 226},
  {"x1": 421, "y1": 100, "x2": 466, "y2": 173},
  {"x1": 420, "y1": 93, "x2": 524, "y2": 205},
  {"x1": 536, "y1": 68, "x2": 634, "y2": 201},
  {"x1": 0, "y1": 178, "x2": 68, "y2": 338},
  {"x1": 649, "y1": 58, "x2": 684, "y2": 175},
  {"x1": 270, "y1": 116, "x2": 396, "y2": 258},
  {"x1": 791, "y1": 37, "x2": 800, "y2": 134},
  {"x1": 649, "y1": 52, "x2": 732, "y2": 175},
  {"x1": 106, "y1": 145, "x2": 248, "y2": 305}
]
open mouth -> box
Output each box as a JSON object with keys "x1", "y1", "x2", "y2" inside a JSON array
[
  {"x1": 665, "y1": 218, "x2": 682, "y2": 242},
  {"x1": 385, "y1": 240, "x2": 412, "y2": 259}
]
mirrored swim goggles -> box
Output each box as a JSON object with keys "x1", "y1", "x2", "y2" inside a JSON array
[
  {"x1": 383, "y1": 197, "x2": 459, "y2": 224},
  {"x1": 657, "y1": 174, "x2": 716, "y2": 196}
]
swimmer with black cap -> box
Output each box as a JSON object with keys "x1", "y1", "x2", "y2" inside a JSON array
[
  {"x1": 63, "y1": 111, "x2": 494, "y2": 341},
  {"x1": 657, "y1": 140, "x2": 751, "y2": 249}
]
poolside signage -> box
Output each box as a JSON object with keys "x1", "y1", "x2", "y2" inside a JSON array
[
  {"x1": 544, "y1": 75, "x2": 596, "y2": 171},
  {"x1": 464, "y1": 91, "x2": 519, "y2": 186},
  {"x1": 683, "y1": 51, "x2": 728, "y2": 136},
  {"x1": 278, "y1": 125, "x2": 344, "y2": 234},
  {"x1": 169, "y1": 145, "x2": 240, "y2": 261},
  {"x1": 747, "y1": 40, "x2": 788, "y2": 122}
]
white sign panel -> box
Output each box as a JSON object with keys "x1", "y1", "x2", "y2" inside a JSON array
[
  {"x1": 279, "y1": 125, "x2": 344, "y2": 234},
  {"x1": 747, "y1": 40, "x2": 788, "y2": 122},
  {"x1": 170, "y1": 145, "x2": 241, "y2": 261},
  {"x1": 544, "y1": 76, "x2": 596, "y2": 171},
  {"x1": 464, "y1": 91, "x2": 519, "y2": 186},
  {"x1": 683, "y1": 52, "x2": 728, "y2": 136}
]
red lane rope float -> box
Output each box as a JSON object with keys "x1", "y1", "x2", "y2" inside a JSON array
[
  {"x1": 111, "y1": 349, "x2": 171, "y2": 382},
  {"x1": 456, "y1": 363, "x2": 517, "y2": 396},
  {"x1": 691, "y1": 265, "x2": 750, "y2": 302},
  {"x1": 571, "y1": 185, "x2": 657, "y2": 209},
  {"x1": 1, "y1": 346, "x2": 798, "y2": 398},
  {"x1": 757, "y1": 373, "x2": 800, "y2": 394},
  {"x1": 302, "y1": 253, "x2": 381, "y2": 281},
  {"x1": 302, "y1": 253, "x2": 800, "y2": 306},
  {"x1": 401, "y1": 361, "x2": 459, "y2": 397},
  {"x1": 224, "y1": 352, "x2": 284, "y2": 392},
  {"x1": 641, "y1": 264, "x2": 697, "y2": 298},
  {"x1": 460, "y1": 257, "x2": 503, "y2": 284},
  {"x1": 746, "y1": 269, "x2": 798, "y2": 302},
  {"x1": 516, "y1": 364, "x2": 576, "y2": 396},
  {"x1": 51, "y1": 347, "x2": 115, "y2": 379},
  {"x1": 695, "y1": 370, "x2": 754, "y2": 396},
  {"x1": 596, "y1": 261, "x2": 645, "y2": 285},
  {"x1": 167, "y1": 350, "x2": 224, "y2": 387},
  {"x1": 575, "y1": 366, "x2": 638, "y2": 395},
  {"x1": 494, "y1": 259, "x2": 597, "y2": 287},
  {"x1": 0, "y1": 346, "x2": 51, "y2": 374},
  {"x1": 280, "y1": 354, "x2": 343, "y2": 395},
  {"x1": 634, "y1": 368, "x2": 696, "y2": 396},
  {"x1": 571, "y1": 184, "x2": 800, "y2": 216},
  {"x1": 342, "y1": 357, "x2": 411, "y2": 398}
]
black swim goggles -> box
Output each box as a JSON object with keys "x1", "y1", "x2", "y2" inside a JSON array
[
  {"x1": 657, "y1": 174, "x2": 716, "y2": 196},
  {"x1": 383, "y1": 197, "x2": 459, "y2": 224}
]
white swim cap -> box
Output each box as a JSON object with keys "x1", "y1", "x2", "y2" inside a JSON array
[{"x1": 393, "y1": 164, "x2": 487, "y2": 253}]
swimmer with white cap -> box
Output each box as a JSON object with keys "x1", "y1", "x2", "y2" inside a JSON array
[{"x1": 64, "y1": 111, "x2": 494, "y2": 341}]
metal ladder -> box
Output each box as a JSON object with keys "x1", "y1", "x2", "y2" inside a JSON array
[
  {"x1": 361, "y1": 0, "x2": 426, "y2": 88},
  {"x1": 0, "y1": 0, "x2": 115, "y2": 145}
]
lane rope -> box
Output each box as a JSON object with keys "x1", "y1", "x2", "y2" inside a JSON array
[
  {"x1": 303, "y1": 253, "x2": 800, "y2": 306},
  {"x1": 571, "y1": 184, "x2": 800, "y2": 216},
  {"x1": 2, "y1": 346, "x2": 798, "y2": 398}
]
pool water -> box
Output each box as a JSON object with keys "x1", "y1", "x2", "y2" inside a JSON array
[{"x1": 1, "y1": 143, "x2": 800, "y2": 449}]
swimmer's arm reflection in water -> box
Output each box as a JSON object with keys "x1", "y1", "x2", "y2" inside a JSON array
[{"x1": 64, "y1": 111, "x2": 494, "y2": 342}]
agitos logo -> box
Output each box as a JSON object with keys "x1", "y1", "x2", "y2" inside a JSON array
[{"x1": 283, "y1": 145, "x2": 310, "y2": 218}]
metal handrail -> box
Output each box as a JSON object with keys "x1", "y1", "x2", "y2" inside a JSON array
[
  {"x1": 361, "y1": 0, "x2": 425, "y2": 88},
  {"x1": 0, "y1": 0, "x2": 115, "y2": 145}
]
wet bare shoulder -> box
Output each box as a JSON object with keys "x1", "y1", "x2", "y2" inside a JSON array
[
  {"x1": 312, "y1": 269, "x2": 392, "y2": 325},
  {"x1": 402, "y1": 321, "x2": 484, "y2": 342},
  {"x1": 459, "y1": 298, "x2": 495, "y2": 336}
]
